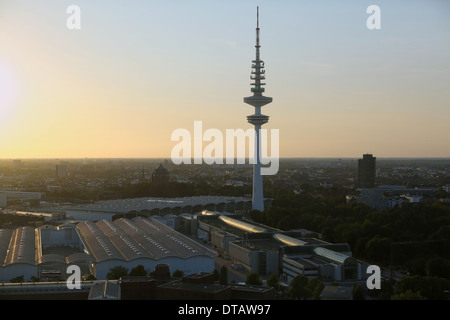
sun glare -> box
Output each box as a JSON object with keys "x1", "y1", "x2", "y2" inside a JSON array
[{"x1": 0, "y1": 59, "x2": 21, "y2": 126}]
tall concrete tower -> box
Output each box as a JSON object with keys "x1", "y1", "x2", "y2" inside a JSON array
[{"x1": 244, "y1": 7, "x2": 272, "y2": 212}]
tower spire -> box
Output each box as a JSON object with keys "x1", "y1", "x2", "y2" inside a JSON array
[
  {"x1": 243, "y1": 7, "x2": 273, "y2": 212},
  {"x1": 257, "y1": 6, "x2": 259, "y2": 29},
  {"x1": 256, "y1": 6, "x2": 260, "y2": 61}
]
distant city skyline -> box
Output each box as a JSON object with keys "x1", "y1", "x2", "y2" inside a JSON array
[{"x1": 1, "y1": 0, "x2": 449, "y2": 159}]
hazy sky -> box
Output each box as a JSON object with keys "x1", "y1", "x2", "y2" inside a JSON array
[{"x1": 1, "y1": 0, "x2": 449, "y2": 159}]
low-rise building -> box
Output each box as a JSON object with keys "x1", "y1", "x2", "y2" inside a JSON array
[
  {"x1": 320, "y1": 285, "x2": 353, "y2": 300},
  {"x1": 0, "y1": 217, "x2": 217, "y2": 282}
]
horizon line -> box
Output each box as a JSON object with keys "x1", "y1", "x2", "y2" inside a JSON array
[{"x1": 2, "y1": 156, "x2": 450, "y2": 161}]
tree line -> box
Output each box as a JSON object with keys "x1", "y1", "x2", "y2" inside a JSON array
[{"x1": 252, "y1": 187, "x2": 450, "y2": 280}]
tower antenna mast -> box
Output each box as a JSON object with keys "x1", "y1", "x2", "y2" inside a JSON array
[{"x1": 243, "y1": 7, "x2": 273, "y2": 212}]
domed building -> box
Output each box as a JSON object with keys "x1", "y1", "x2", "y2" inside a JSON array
[{"x1": 152, "y1": 164, "x2": 169, "y2": 186}]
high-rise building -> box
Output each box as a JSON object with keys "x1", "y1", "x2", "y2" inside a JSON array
[
  {"x1": 244, "y1": 7, "x2": 273, "y2": 212},
  {"x1": 56, "y1": 164, "x2": 69, "y2": 179},
  {"x1": 358, "y1": 154, "x2": 376, "y2": 188},
  {"x1": 13, "y1": 159, "x2": 22, "y2": 172}
]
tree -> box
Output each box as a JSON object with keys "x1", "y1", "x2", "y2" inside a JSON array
[
  {"x1": 307, "y1": 278, "x2": 324, "y2": 300},
  {"x1": 395, "y1": 275, "x2": 450, "y2": 300},
  {"x1": 289, "y1": 275, "x2": 311, "y2": 300},
  {"x1": 353, "y1": 284, "x2": 365, "y2": 300},
  {"x1": 10, "y1": 275, "x2": 24, "y2": 283},
  {"x1": 107, "y1": 265, "x2": 128, "y2": 280},
  {"x1": 219, "y1": 266, "x2": 228, "y2": 285},
  {"x1": 246, "y1": 272, "x2": 262, "y2": 286},
  {"x1": 367, "y1": 279, "x2": 394, "y2": 300},
  {"x1": 405, "y1": 255, "x2": 428, "y2": 275},
  {"x1": 312, "y1": 284, "x2": 324, "y2": 300},
  {"x1": 434, "y1": 189, "x2": 449, "y2": 199},
  {"x1": 267, "y1": 274, "x2": 280, "y2": 290},
  {"x1": 391, "y1": 290, "x2": 427, "y2": 300},
  {"x1": 429, "y1": 226, "x2": 450, "y2": 240},
  {"x1": 425, "y1": 257, "x2": 450, "y2": 279},
  {"x1": 354, "y1": 237, "x2": 370, "y2": 259},
  {"x1": 172, "y1": 269, "x2": 185, "y2": 278},
  {"x1": 365, "y1": 236, "x2": 391, "y2": 265},
  {"x1": 213, "y1": 269, "x2": 220, "y2": 281},
  {"x1": 129, "y1": 264, "x2": 148, "y2": 277},
  {"x1": 83, "y1": 274, "x2": 96, "y2": 281}
]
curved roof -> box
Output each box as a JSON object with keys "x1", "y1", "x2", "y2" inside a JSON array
[
  {"x1": 37, "y1": 225, "x2": 58, "y2": 231},
  {"x1": 39, "y1": 254, "x2": 66, "y2": 264},
  {"x1": 75, "y1": 217, "x2": 217, "y2": 263},
  {"x1": 153, "y1": 164, "x2": 169, "y2": 175},
  {"x1": 273, "y1": 233, "x2": 308, "y2": 246},
  {"x1": 58, "y1": 223, "x2": 77, "y2": 230},
  {"x1": 133, "y1": 218, "x2": 217, "y2": 259},
  {"x1": 0, "y1": 229, "x2": 14, "y2": 265},
  {"x1": 114, "y1": 218, "x2": 177, "y2": 259},
  {"x1": 66, "y1": 252, "x2": 94, "y2": 264},
  {"x1": 76, "y1": 221, "x2": 126, "y2": 263},
  {"x1": 202, "y1": 210, "x2": 218, "y2": 216},
  {"x1": 219, "y1": 216, "x2": 267, "y2": 233},
  {"x1": 4, "y1": 227, "x2": 36, "y2": 266},
  {"x1": 107, "y1": 233, "x2": 152, "y2": 261},
  {"x1": 313, "y1": 247, "x2": 355, "y2": 265}
]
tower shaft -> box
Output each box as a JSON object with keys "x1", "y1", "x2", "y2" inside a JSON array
[
  {"x1": 243, "y1": 7, "x2": 273, "y2": 212},
  {"x1": 252, "y1": 124, "x2": 264, "y2": 212}
]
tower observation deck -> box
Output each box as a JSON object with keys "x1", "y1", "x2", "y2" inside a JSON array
[{"x1": 244, "y1": 7, "x2": 273, "y2": 212}]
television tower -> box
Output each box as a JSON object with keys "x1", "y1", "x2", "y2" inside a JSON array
[{"x1": 244, "y1": 7, "x2": 272, "y2": 212}]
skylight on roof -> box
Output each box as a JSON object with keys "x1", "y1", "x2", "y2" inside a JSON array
[{"x1": 146, "y1": 199, "x2": 184, "y2": 204}]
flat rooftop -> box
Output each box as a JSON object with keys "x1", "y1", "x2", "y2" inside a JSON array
[
  {"x1": 284, "y1": 256, "x2": 326, "y2": 269},
  {"x1": 76, "y1": 217, "x2": 217, "y2": 263},
  {"x1": 230, "y1": 236, "x2": 328, "y2": 252},
  {"x1": 65, "y1": 196, "x2": 252, "y2": 214},
  {"x1": 231, "y1": 239, "x2": 286, "y2": 251},
  {"x1": 158, "y1": 279, "x2": 229, "y2": 294},
  {"x1": 229, "y1": 284, "x2": 274, "y2": 293},
  {"x1": 199, "y1": 215, "x2": 281, "y2": 238}
]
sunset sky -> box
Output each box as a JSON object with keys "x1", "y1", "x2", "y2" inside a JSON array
[{"x1": 1, "y1": 0, "x2": 449, "y2": 159}]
